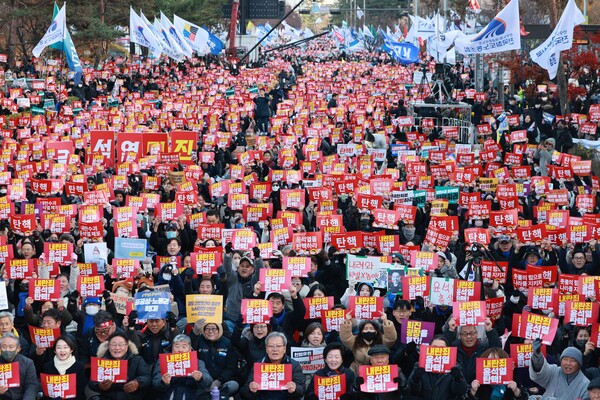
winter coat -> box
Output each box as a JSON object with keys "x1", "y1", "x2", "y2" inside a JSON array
[
  {"x1": 340, "y1": 319, "x2": 397, "y2": 375},
  {"x1": 443, "y1": 329, "x2": 502, "y2": 384},
  {"x1": 224, "y1": 253, "x2": 263, "y2": 322},
  {"x1": 87, "y1": 341, "x2": 151, "y2": 400},
  {"x1": 239, "y1": 354, "x2": 305, "y2": 400},
  {"x1": 190, "y1": 321, "x2": 238, "y2": 384},
  {"x1": 406, "y1": 363, "x2": 468, "y2": 400},
  {"x1": 530, "y1": 352, "x2": 589, "y2": 400},
  {"x1": 0, "y1": 353, "x2": 38, "y2": 400},
  {"x1": 40, "y1": 358, "x2": 87, "y2": 400},
  {"x1": 125, "y1": 323, "x2": 181, "y2": 367},
  {"x1": 305, "y1": 365, "x2": 355, "y2": 400}
]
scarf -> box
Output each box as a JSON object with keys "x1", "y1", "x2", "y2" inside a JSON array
[{"x1": 54, "y1": 355, "x2": 76, "y2": 375}]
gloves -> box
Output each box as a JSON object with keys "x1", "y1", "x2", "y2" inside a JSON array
[
  {"x1": 210, "y1": 380, "x2": 221, "y2": 390},
  {"x1": 405, "y1": 341, "x2": 417, "y2": 354},
  {"x1": 327, "y1": 246, "x2": 338, "y2": 258},
  {"x1": 225, "y1": 242, "x2": 233, "y2": 255},
  {"x1": 414, "y1": 296, "x2": 425, "y2": 310},
  {"x1": 166, "y1": 311, "x2": 177, "y2": 328},
  {"x1": 102, "y1": 290, "x2": 111, "y2": 301},
  {"x1": 355, "y1": 377, "x2": 365, "y2": 386},
  {"x1": 193, "y1": 319, "x2": 204, "y2": 335},
  {"x1": 128, "y1": 310, "x2": 138, "y2": 325},
  {"x1": 510, "y1": 290, "x2": 521, "y2": 304},
  {"x1": 217, "y1": 266, "x2": 226, "y2": 281},
  {"x1": 532, "y1": 338, "x2": 543, "y2": 354},
  {"x1": 252, "y1": 246, "x2": 261, "y2": 259},
  {"x1": 68, "y1": 290, "x2": 79, "y2": 302},
  {"x1": 412, "y1": 367, "x2": 426, "y2": 382},
  {"x1": 450, "y1": 367, "x2": 463, "y2": 383},
  {"x1": 564, "y1": 322, "x2": 574, "y2": 332}
]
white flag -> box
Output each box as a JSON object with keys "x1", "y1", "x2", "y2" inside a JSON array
[
  {"x1": 130, "y1": 7, "x2": 162, "y2": 59},
  {"x1": 173, "y1": 15, "x2": 210, "y2": 56},
  {"x1": 154, "y1": 17, "x2": 186, "y2": 59},
  {"x1": 140, "y1": 11, "x2": 183, "y2": 62},
  {"x1": 363, "y1": 25, "x2": 374, "y2": 38},
  {"x1": 160, "y1": 12, "x2": 193, "y2": 58},
  {"x1": 33, "y1": 5, "x2": 66, "y2": 57},
  {"x1": 454, "y1": 0, "x2": 521, "y2": 55},
  {"x1": 530, "y1": 0, "x2": 585, "y2": 79},
  {"x1": 357, "y1": 6, "x2": 364, "y2": 20}
]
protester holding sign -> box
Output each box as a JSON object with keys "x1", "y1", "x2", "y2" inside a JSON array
[
  {"x1": 466, "y1": 348, "x2": 525, "y2": 400},
  {"x1": 341, "y1": 311, "x2": 396, "y2": 375},
  {"x1": 0, "y1": 332, "x2": 37, "y2": 400},
  {"x1": 88, "y1": 332, "x2": 151, "y2": 400},
  {"x1": 305, "y1": 342, "x2": 355, "y2": 400},
  {"x1": 240, "y1": 332, "x2": 305, "y2": 400},
  {"x1": 529, "y1": 339, "x2": 589, "y2": 399},
  {"x1": 354, "y1": 345, "x2": 408, "y2": 399},
  {"x1": 443, "y1": 318, "x2": 502, "y2": 384},
  {"x1": 40, "y1": 335, "x2": 86, "y2": 400},
  {"x1": 407, "y1": 335, "x2": 468, "y2": 400},
  {"x1": 151, "y1": 334, "x2": 213, "y2": 400}
]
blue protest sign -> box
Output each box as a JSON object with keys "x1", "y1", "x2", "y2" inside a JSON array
[{"x1": 134, "y1": 291, "x2": 170, "y2": 320}]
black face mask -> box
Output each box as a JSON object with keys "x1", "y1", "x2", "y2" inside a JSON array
[{"x1": 362, "y1": 332, "x2": 377, "y2": 342}]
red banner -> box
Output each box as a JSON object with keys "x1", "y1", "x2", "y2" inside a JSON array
[
  {"x1": 159, "y1": 351, "x2": 198, "y2": 377},
  {"x1": 254, "y1": 363, "x2": 292, "y2": 390},
  {"x1": 359, "y1": 365, "x2": 399, "y2": 393},
  {"x1": 241, "y1": 299, "x2": 273, "y2": 324},
  {"x1": 90, "y1": 357, "x2": 128, "y2": 383},
  {"x1": 419, "y1": 345, "x2": 457, "y2": 373},
  {"x1": 41, "y1": 373, "x2": 77, "y2": 399},
  {"x1": 475, "y1": 358, "x2": 513, "y2": 385}
]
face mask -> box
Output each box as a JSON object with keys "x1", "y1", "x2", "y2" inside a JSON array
[
  {"x1": 163, "y1": 273, "x2": 172, "y2": 281},
  {"x1": 576, "y1": 339, "x2": 587, "y2": 348},
  {"x1": 1, "y1": 350, "x2": 17, "y2": 362},
  {"x1": 535, "y1": 104, "x2": 541, "y2": 108},
  {"x1": 534, "y1": 167, "x2": 541, "y2": 173},
  {"x1": 272, "y1": 185, "x2": 280, "y2": 192},
  {"x1": 86, "y1": 305, "x2": 99, "y2": 316},
  {"x1": 403, "y1": 227, "x2": 415, "y2": 240},
  {"x1": 166, "y1": 231, "x2": 177, "y2": 239},
  {"x1": 474, "y1": 220, "x2": 484, "y2": 227},
  {"x1": 541, "y1": 97, "x2": 548, "y2": 101},
  {"x1": 0, "y1": 189, "x2": 6, "y2": 195},
  {"x1": 232, "y1": 259, "x2": 240, "y2": 269},
  {"x1": 362, "y1": 332, "x2": 377, "y2": 342}
]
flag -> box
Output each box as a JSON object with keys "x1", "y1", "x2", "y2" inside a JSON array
[
  {"x1": 50, "y1": 3, "x2": 82, "y2": 84},
  {"x1": 384, "y1": 41, "x2": 419, "y2": 64},
  {"x1": 357, "y1": 6, "x2": 364, "y2": 20},
  {"x1": 530, "y1": 0, "x2": 585, "y2": 79},
  {"x1": 160, "y1": 12, "x2": 193, "y2": 58},
  {"x1": 427, "y1": 30, "x2": 462, "y2": 62},
  {"x1": 32, "y1": 4, "x2": 66, "y2": 58},
  {"x1": 130, "y1": 8, "x2": 163, "y2": 59},
  {"x1": 154, "y1": 17, "x2": 185, "y2": 57},
  {"x1": 363, "y1": 24, "x2": 374, "y2": 38},
  {"x1": 246, "y1": 21, "x2": 256, "y2": 34},
  {"x1": 140, "y1": 11, "x2": 182, "y2": 62},
  {"x1": 174, "y1": 15, "x2": 210, "y2": 55},
  {"x1": 454, "y1": 0, "x2": 521, "y2": 55},
  {"x1": 204, "y1": 28, "x2": 224, "y2": 55}
]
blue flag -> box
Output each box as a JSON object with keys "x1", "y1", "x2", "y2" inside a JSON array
[
  {"x1": 203, "y1": 27, "x2": 224, "y2": 55},
  {"x1": 384, "y1": 41, "x2": 419, "y2": 65},
  {"x1": 50, "y1": 3, "x2": 82, "y2": 84}
]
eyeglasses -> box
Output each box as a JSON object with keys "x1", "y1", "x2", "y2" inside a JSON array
[
  {"x1": 460, "y1": 331, "x2": 477, "y2": 337},
  {"x1": 109, "y1": 342, "x2": 128, "y2": 348},
  {"x1": 267, "y1": 344, "x2": 285, "y2": 349},
  {"x1": 204, "y1": 327, "x2": 218, "y2": 332}
]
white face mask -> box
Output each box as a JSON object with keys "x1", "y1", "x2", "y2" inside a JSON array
[
  {"x1": 162, "y1": 273, "x2": 172, "y2": 281},
  {"x1": 232, "y1": 259, "x2": 240, "y2": 271},
  {"x1": 86, "y1": 305, "x2": 99, "y2": 316}
]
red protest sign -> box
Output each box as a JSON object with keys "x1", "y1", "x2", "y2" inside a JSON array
[
  {"x1": 254, "y1": 363, "x2": 292, "y2": 390},
  {"x1": 453, "y1": 301, "x2": 486, "y2": 326},
  {"x1": 476, "y1": 358, "x2": 513, "y2": 385},
  {"x1": 111, "y1": 259, "x2": 139, "y2": 279},
  {"x1": 453, "y1": 280, "x2": 481, "y2": 302},
  {"x1": 292, "y1": 232, "x2": 322, "y2": 255},
  {"x1": 564, "y1": 301, "x2": 600, "y2": 326},
  {"x1": 304, "y1": 296, "x2": 333, "y2": 319},
  {"x1": 402, "y1": 276, "x2": 430, "y2": 300},
  {"x1": 0, "y1": 362, "x2": 20, "y2": 387},
  {"x1": 191, "y1": 251, "x2": 221, "y2": 275},
  {"x1": 6, "y1": 258, "x2": 34, "y2": 279},
  {"x1": 159, "y1": 351, "x2": 198, "y2": 377},
  {"x1": 481, "y1": 261, "x2": 507, "y2": 284},
  {"x1": 29, "y1": 279, "x2": 61, "y2": 301},
  {"x1": 29, "y1": 326, "x2": 61, "y2": 348},
  {"x1": 419, "y1": 345, "x2": 457, "y2": 373},
  {"x1": 520, "y1": 311, "x2": 559, "y2": 345},
  {"x1": 510, "y1": 343, "x2": 546, "y2": 368},
  {"x1": 348, "y1": 296, "x2": 384, "y2": 320},
  {"x1": 315, "y1": 374, "x2": 346, "y2": 400},
  {"x1": 259, "y1": 269, "x2": 291, "y2": 293},
  {"x1": 231, "y1": 229, "x2": 258, "y2": 251},
  {"x1": 321, "y1": 309, "x2": 346, "y2": 332},
  {"x1": 527, "y1": 288, "x2": 558, "y2": 313},
  {"x1": 359, "y1": 365, "x2": 399, "y2": 393},
  {"x1": 241, "y1": 299, "x2": 273, "y2": 324},
  {"x1": 44, "y1": 242, "x2": 73, "y2": 265},
  {"x1": 410, "y1": 251, "x2": 438, "y2": 272},
  {"x1": 90, "y1": 357, "x2": 128, "y2": 383},
  {"x1": 41, "y1": 374, "x2": 77, "y2": 399},
  {"x1": 77, "y1": 275, "x2": 105, "y2": 297},
  {"x1": 283, "y1": 257, "x2": 311, "y2": 277}
]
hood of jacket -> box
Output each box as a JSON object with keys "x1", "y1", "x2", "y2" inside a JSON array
[
  {"x1": 97, "y1": 340, "x2": 139, "y2": 358},
  {"x1": 198, "y1": 321, "x2": 224, "y2": 341}
]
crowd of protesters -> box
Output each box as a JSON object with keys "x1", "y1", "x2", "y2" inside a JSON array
[{"x1": 0, "y1": 36, "x2": 600, "y2": 400}]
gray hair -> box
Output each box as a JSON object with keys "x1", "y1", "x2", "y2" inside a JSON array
[
  {"x1": 172, "y1": 334, "x2": 192, "y2": 346},
  {"x1": 266, "y1": 331, "x2": 287, "y2": 347},
  {"x1": 0, "y1": 312, "x2": 14, "y2": 323},
  {"x1": 0, "y1": 332, "x2": 19, "y2": 346}
]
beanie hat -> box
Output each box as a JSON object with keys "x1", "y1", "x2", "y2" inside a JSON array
[
  {"x1": 83, "y1": 297, "x2": 102, "y2": 307},
  {"x1": 368, "y1": 345, "x2": 390, "y2": 356},
  {"x1": 560, "y1": 347, "x2": 583, "y2": 367},
  {"x1": 589, "y1": 377, "x2": 600, "y2": 390}
]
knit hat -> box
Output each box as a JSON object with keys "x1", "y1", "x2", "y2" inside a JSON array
[
  {"x1": 368, "y1": 345, "x2": 390, "y2": 356},
  {"x1": 589, "y1": 377, "x2": 600, "y2": 390},
  {"x1": 436, "y1": 251, "x2": 448, "y2": 261},
  {"x1": 83, "y1": 297, "x2": 101, "y2": 307},
  {"x1": 560, "y1": 347, "x2": 583, "y2": 367},
  {"x1": 546, "y1": 138, "x2": 556, "y2": 147}
]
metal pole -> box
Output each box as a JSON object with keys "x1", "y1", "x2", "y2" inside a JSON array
[
  {"x1": 363, "y1": 0, "x2": 366, "y2": 25},
  {"x1": 415, "y1": 0, "x2": 418, "y2": 17},
  {"x1": 584, "y1": 0, "x2": 587, "y2": 18},
  {"x1": 239, "y1": 0, "x2": 306, "y2": 62}
]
